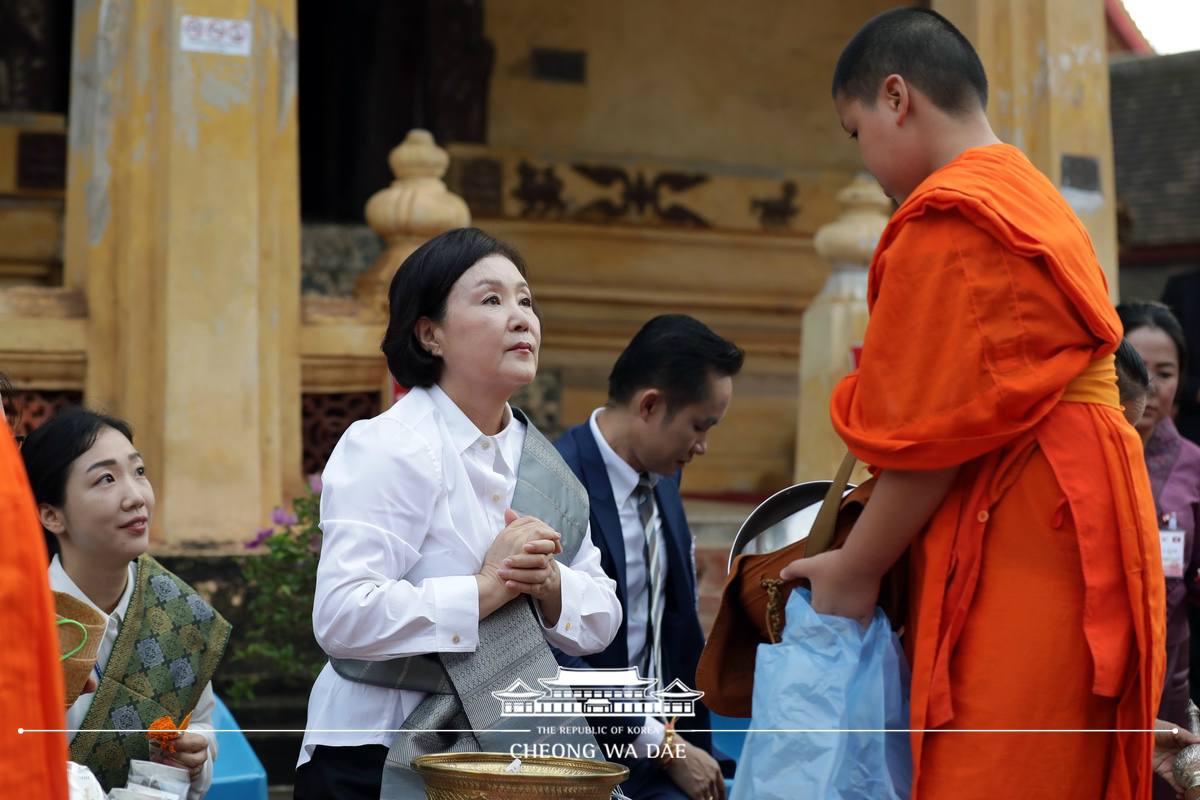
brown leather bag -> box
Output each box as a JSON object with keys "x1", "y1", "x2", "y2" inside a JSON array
[{"x1": 695, "y1": 452, "x2": 905, "y2": 718}]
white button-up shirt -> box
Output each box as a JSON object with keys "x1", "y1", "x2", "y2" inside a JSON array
[
  {"x1": 49, "y1": 556, "x2": 217, "y2": 800},
  {"x1": 299, "y1": 385, "x2": 620, "y2": 765},
  {"x1": 588, "y1": 409, "x2": 667, "y2": 756}
]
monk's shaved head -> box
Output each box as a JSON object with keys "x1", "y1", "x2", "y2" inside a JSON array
[{"x1": 833, "y1": 7, "x2": 988, "y2": 115}]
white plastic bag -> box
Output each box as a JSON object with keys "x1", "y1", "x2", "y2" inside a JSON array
[
  {"x1": 127, "y1": 759, "x2": 190, "y2": 798},
  {"x1": 730, "y1": 588, "x2": 912, "y2": 800},
  {"x1": 66, "y1": 762, "x2": 106, "y2": 800}
]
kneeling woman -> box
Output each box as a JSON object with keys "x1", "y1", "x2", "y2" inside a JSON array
[
  {"x1": 22, "y1": 409, "x2": 230, "y2": 799},
  {"x1": 296, "y1": 228, "x2": 621, "y2": 799}
]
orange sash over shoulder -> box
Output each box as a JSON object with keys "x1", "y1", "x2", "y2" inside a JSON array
[{"x1": 831, "y1": 145, "x2": 1164, "y2": 799}]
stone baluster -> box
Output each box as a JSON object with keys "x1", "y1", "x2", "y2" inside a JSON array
[
  {"x1": 793, "y1": 174, "x2": 891, "y2": 482},
  {"x1": 357, "y1": 129, "x2": 472, "y2": 318}
]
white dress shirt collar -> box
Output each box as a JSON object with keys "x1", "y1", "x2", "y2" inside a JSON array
[
  {"x1": 588, "y1": 408, "x2": 658, "y2": 508},
  {"x1": 49, "y1": 553, "x2": 137, "y2": 623},
  {"x1": 428, "y1": 384, "x2": 521, "y2": 476}
]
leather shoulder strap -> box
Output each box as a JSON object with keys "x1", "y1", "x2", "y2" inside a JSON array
[{"x1": 804, "y1": 450, "x2": 857, "y2": 556}]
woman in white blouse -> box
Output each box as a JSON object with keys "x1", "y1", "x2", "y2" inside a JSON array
[{"x1": 296, "y1": 227, "x2": 621, "y2": 798}]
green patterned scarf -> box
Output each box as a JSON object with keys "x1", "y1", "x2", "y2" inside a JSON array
[{"x1": 69, "y1": 554, "x2": 231, "y2": 791}]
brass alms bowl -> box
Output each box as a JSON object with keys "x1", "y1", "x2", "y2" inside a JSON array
[{"x1": 412, "y1": 752, "x2": 628, "y2": 799}]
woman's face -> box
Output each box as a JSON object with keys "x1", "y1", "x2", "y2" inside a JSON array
[
  {"x1": 41, "y1": 426, "x2": 154, "y2": 568},
  {"x1": 1127, "y1": 326, "x2": 1180, "y2": 439},
  {"x1": 422, "y1": 255, "x2": 541, "y2": 398}
]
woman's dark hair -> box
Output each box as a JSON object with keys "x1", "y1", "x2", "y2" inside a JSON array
[
  {"x1": 1117, "y1": 300, "x2": 1188, "y2": 384},
  {"x1": 1114, "y1": 338, "x2": 1151, "y2": 404},
  {"x1": 608, "y1": 314, "x2": 745, "y2": 416},
  {"x1": 20, "y1": 407, "x2": 135, "y2": 559},
  {"x1": 381, "y1": 227, "x2": 530, "y2": 389}
]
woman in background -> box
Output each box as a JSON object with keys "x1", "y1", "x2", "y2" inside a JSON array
[
  {"x1": 1119, "y1": 301, "x2": 1200, "y2": 779},
  {"x1": 22, "y1": 408, "x2": 229, "y2": 799}
]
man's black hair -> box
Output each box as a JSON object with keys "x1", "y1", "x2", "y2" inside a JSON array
[
  {"x1": 608, "y1": 315, "x2": 744, "y2": 415},
  {"x1": 833, "y1": 7, "x2": 988, "y2": 114},
  {"x1": 1114, "y1": 338, "x2": 1151, "y2": 404}
]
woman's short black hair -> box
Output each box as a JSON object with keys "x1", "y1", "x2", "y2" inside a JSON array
[
  {"x1": 381, "y1": 227, "x2": 530, "y2": 389},
  {"x1": 608, "y1": 314, "x2": 744, "y2": 416},
  {"x1": 1117, "y1": 300, "x2": 1188, "y2": 382},
  {"x1": 20, "y1": 407, "x2": 134, "y2": 559}
]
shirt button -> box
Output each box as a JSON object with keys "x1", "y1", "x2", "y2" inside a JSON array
[
  {"x1": 453, "y1": 635, "x2": 461, "y2": 644},
  {"x1": 482, "y1": 442, "x2": 490, "y2": 450},
  {"x1": 564, "y1": 622, "x2": 571, "y2": 631},
  {"x1": 493, "y1": 494, "x2": 500, "y2": 502},
  {"x1": 977, "y1": 510, "x2": 989, "y2": 523}
]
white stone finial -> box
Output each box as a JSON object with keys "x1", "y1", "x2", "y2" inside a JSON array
[
  {"x1": 357, "y1": 130, "x2": 472, "y2": 312},
  {"x1": 363, "y1": 129, "x2": 471, "y2": 244},
  {"x1": 813, "y1": 174, "x2": 891, "y2": 272}
]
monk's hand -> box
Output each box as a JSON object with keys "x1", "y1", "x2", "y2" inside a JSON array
[
  {"x1": 664, "y1": 734, "x2": 726, "y2": 800},
  {"x1": 1153, "y1": 718, "x2": 1200, "y2": 794},
  {"x1": 151, "y1": 731, "x2": 209, "y2": 782},
  {"x1": 780, "y1": 549, "x2": 880, "y2": 628}
]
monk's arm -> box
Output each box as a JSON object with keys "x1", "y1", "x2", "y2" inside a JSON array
[{"x1": 781, "y1": 464, "x2": 960, "y2": 625}]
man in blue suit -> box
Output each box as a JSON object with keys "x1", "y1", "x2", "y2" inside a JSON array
[{"x1": 554, "y1": 315, "x2": 743, "y2": 800}]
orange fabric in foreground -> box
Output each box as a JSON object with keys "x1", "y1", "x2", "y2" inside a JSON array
[
  {"x1": 830, "y1": 144, "x2": 1164, "y2": 799},
  {"x1": 0, "y1": 418, "x2": 68, "y2": 800}
]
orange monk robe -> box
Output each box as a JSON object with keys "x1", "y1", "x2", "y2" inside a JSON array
[
  {"x1": 0, "y1": 419, "x2": 68, "y2": 800},
  {"x1": 831, "y1": 144, "x2": 1164, "y2": 799}
]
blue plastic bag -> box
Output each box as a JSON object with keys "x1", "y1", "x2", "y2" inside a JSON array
[{"x1": 729, "y1": 588, "x2": 912, "y2": 800}]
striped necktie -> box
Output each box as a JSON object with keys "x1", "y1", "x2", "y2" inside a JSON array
[{"x1": 636, "y1": 472, "x2": 666, "y2": 697}]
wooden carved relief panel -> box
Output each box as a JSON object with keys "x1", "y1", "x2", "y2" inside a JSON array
[{"x1": 301, "y1": 391, "x2": 380, "y2": 477}]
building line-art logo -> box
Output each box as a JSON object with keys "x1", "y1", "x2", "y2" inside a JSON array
[{"x1": 493, "y1": 666, "x2": 704, "y2": 718}]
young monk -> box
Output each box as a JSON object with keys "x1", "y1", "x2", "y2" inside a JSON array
[{"x1": 781, "y1": 8, "x2": 1176, "y2": 797}]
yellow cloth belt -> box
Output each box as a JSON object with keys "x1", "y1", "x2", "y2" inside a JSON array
[{"x1": 1060, "y1": 353, "x2": 1121, "y2": 409}]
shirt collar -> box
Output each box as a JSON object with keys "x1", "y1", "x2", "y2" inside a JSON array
[
  {"x1": 589, "y1": 408, "x2": 656, "y2": 508},
  {"x1": 48, "y1": 554, "x2": 138, "y2": 624},
  {"x1": 429, "y1": 384, "x2": 519, "y2": 471}
]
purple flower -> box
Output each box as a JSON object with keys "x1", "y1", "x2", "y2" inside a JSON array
[
  {"x1": 309, "y1": 533, "x2": 322, "y2": 554},
  {"x1": 245, "y1": 527, "x2": 274, "y2": 550},
  {"x1": 307, "y1": 472, "x2": 323, "y2": 494},
  {"x1": 270, "y1": 507, "x2": 298, "y2": 526}
]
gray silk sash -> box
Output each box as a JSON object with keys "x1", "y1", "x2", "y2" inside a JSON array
[{"x1": 329, "y1": 410, "x2": 601, "y2": 798}]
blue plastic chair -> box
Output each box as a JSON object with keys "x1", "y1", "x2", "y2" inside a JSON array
[
  {"x1": 710, "y1": 712, "x2": 750, "y2": 794},
  {"x1": 208, "y1": 695, "x2": 268, "y2": 800}
]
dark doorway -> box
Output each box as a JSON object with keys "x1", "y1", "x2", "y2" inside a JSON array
[
  {"x1": 0, "y1": 0, "x2": 73, "y2": 114},
  {"x1": 297, "y1": 0, "x2": 494, "y2": 222}
]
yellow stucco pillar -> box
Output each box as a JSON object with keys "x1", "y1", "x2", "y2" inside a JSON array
[
  {"x1": 794, "y1": 176, "x2": 891, "y2": 483},
  {"x1": 933, "y1": 0, "x2": 1119, "y2": 296},
  {"x1": 64, "y1": 0, "x2": 301, "y2": 546}
]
